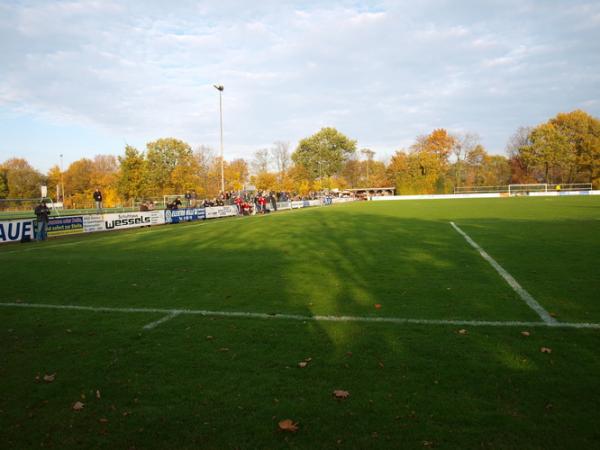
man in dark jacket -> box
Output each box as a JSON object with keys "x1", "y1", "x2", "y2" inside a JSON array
[
  {"x1": 93, "y1": 188, "x2": 103, "y2": 210},
  {"x1": 34, "y1": 201, "x2": 51, "y2": 241}
]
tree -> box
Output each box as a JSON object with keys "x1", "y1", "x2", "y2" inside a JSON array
[
  {"x1": 520, "y1": 123, "x2": 575, "y2": 183},
  {"x1": 117, "y1": 146, "x2": 147, "y2": 200},
  {"x1": 145, "y1": 138, "x2": 193, "y2": 196},
  {"x1": 271, "y1": 141, "x2": 291, "y2": 181},
  {"x1": 0, "y1": 171, "x2": 7, "y2": 199},
  {"x1": 549, "y1": 110, "x2": 600, "y2": 184},
  {"x1": 224, "y1": 158, "x2": 249, "y2": 191},
  {"x1": 451, "y1": 132, "x2": 480, "y2": 188},
  {"x1": 1, "y1": 158, "x2": 44, "y2": 199},
  {"x1": 194, "y1": 145, "x2": 215, "y2": 197},
  {"x1": 361, "y1": 148, "x2": 375, "y2": 186},
  {"x1": 46, "y1": 165, "x2": 62, "y2": 200},
  {"x1": 292, "y1": 127, "x2": 357, "y2": 179},
  {"x1": 408, "y1": 129, "x2": 455, "y2": 193},
  {"x1": 251, "y1": 149, "x2": 270, "y2": 175}
]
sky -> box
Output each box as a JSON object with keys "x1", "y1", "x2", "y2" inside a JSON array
[{"x1": 0, "y1": 0, "x2": 599, "y2": 172}]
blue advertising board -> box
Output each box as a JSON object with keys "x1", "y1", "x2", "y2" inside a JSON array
[
  {"x1": 165, "y1": 207, "x2": 206, "y2": 223},
  {"x1": 47, "y1": 216, "x2": 84, "y2": 236}
]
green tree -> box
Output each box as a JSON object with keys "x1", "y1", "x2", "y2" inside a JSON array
[
  {"x1": 117, "y1": 145, "x2": 147, "y2": 200},
  {"x1": 0, "y1": 169, "x2": 8, "y2": 199},
  {"x1": 292, "y1": 127, "x2": 357, "y2": 180},
  {"x1": 1, "y1": 158, "x2": 44, "y2": 199},
  {"x1": 145, "y1": 138, "x2": 194, "y2": 195},
  {"x1": 520, "y1": 123, "x2": 576, "y2": 183},
  {"x1": 549, "y1": 110, "x2": 600, "y2": 184}
]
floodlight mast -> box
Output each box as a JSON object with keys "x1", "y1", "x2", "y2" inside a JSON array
[{"x1": 214, "y1": 84, "x2": 225, "y2": 194}]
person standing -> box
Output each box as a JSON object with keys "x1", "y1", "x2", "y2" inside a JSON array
[
  {"x1": 93, "y1": 188, "x2": 103, "y2": 210},
  {"x1": 34, "y1": 201, "x2": 51, "y2": 241},
  {"x1": 185, "y1": 191, "x2": 192, "y2": 207}
]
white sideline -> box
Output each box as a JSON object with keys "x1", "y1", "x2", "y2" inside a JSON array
[
  {"x1": 450, "y1": 222, "x2": 558, "y2": 325},
  {"x1": 142, "y1": 311, "x2": 181, "y2": 330},
  {"x1": 1, "y1": 302, "x2": 599, "y2": 329}
]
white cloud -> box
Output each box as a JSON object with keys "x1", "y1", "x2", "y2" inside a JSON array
[{"x1": 0, "y1": 0, "x2": 599, "y2": 170}]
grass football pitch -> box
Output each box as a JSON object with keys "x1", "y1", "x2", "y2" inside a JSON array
[{"x1": 1, "y1": 196, "x2": 599, "y2": 449}]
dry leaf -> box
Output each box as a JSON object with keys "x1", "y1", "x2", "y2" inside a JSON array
[
  {"x1": 521, "y1": 331, "x2": 531, "y2": 337},
  {"x1": 98, "y1": 418, "x2": 109, "y2": 424},
  {"x1": 72, "y1": 401, "x2": 85, "y2": 411},
  {"x1": 333, "y1": 390, "x2": 350, "y2": 399},
  {"x1": 378, "y1": 362, "x2": 384, "y2": 368},
  {"x1": 458, "y1": 329, "x2": 468, "y2": 335},
  {"x1": 218, "y1": 347, "x2": 229, "y2": 352},
  {"x1": 278, "y1": 419, "x2": 299, "y2": 432},
  {"x1": 206, "y1": 336, "x2": 214, "y2": 340},
  {"x1": 298, "y1": 361, "x2": 308, "y2": 368},
  {"x1": 540, "y1": 347, "x2": 552, "y2": 354},
  {"x1": 96, "y1": 390, "x2": 101, "y2": 399},
  {"x1": 304, "y1": 357, "x2": 312, "y2": 363},
  {"x1": 43, "y1": 373, "x2": 56, "y2": 383},
  {"x1": 374, "y1": 304, "x2": 382, "y2": 309}
]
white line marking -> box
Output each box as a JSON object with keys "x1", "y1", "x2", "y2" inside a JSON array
[
  {"x1": 450, "y1": 221, "x2": 558, "y2": 325},
  {"x1": 142, "y1": 311, "x2": 181, "y2": 330},
  {"x1": 1, "y1": 302, "x2": 597, "y2": 329}
]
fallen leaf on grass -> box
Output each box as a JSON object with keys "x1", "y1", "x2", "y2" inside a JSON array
[
  {"x1": 298, "y1": 361, "x2": 308, "y2": 368},
  {"x1": 540, "y1": 347, "x2": 552, "y2": 354},
  {"x1": 521, "y1": 331, "x2": 531, "y2": 337},
  {"x1": 278, "y1": 419, "x2": 299, "y2": 432},
  {"x1": 218, "y1": 347, "x2": 229, "y2": 352},
  {"x1": 72, "y1": 401, "x2": 85, "y2": 411},
  {"x1": 374, "y1": 304, "x2": 382, "y2": 309},
  {"x1": 206, "y1": 336, "x2": 214, "y2": 340},
  {"x1": 98, "y1": 418, "x2": 109, "y2": 424},
  {"x1": 333, "y1": 390, "x2": 350, "y2": 399},
  {"x1": 43, "y1": 373, "x2": 56, "y2": 383},
  {"x1": 96, "y1": 390, "x2": 101, "y2": 399},
  {"x1": 458, "y1": 329, "x2": 468, "y2": 335}
]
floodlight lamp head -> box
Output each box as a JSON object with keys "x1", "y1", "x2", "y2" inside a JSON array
[{"x1": 214, "y1": 84, "x2": 224, "y2": 91}]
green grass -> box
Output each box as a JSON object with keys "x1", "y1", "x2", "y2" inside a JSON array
[{"x1": 1, "y1": 197, "x2": 599, "y2": 449}]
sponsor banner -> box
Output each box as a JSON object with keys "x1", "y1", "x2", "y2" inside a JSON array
[
  {"x1": 277, "y1": 201, "x2": 291, "y2": 210},
  {"x1": 48, "y1": 216, "x2": 84, "y2": 236},
  {"x1": 103, "y1": 211, "x2": 165, "y2": 230},
  {"x1": 290, "y1": 201, "x2": 304, "y2": 209},
  {"x1": 528, "y1": 190, "x2": 591, "y2": 197},
  {"x1": 331, "y1": 197, "x2": 355, "y2": 204},
  {"x1": 0, "y1": 218, "x2": 36, "y2": 244},
  {"x1": 165, "y1": 207, "x2": 206, "y2": 224},
  {"x1": 373, "y1": 193, "x2": 502, "y2": 201},
  {"x1": 308, "y1": 200, "x2": 320, "y2": 207},
  {"x1": 83, "y1": 214, "x2": 106, "y2": 233},
  {"x1": 205, "y1": 205, "x2": 238, "y2": 219}
]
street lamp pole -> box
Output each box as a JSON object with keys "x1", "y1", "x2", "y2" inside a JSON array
[
  {"x1": 59, "y1": 154, "x2": 65, "y2": 203},
  {"x1": 214, "y1": 84, "x2": 225, "y2": 193}
]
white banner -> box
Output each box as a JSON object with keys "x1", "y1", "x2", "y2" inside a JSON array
[
  {"x1": 205, "y1": 205, "x2": 238, "y2": 219},
  {"x1": 0, "y1": 218, "x2": 36, "y2": 244},
  {"x1": 83, "y1": 214, "x2": 105, "y2": 233},
  {"x1": 83, "y1": 211, "x2": 165, "y2": 233}
]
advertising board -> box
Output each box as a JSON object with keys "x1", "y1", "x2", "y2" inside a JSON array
[
  {"x1": 205, "y1": 205, "x2": 238, "y2": 219},
  {"x1": 0, "y1": 219, "x2": 36, "y2": 244},
  {"x1": 47, "y1": 216, "x2": 84, "y2": 236},
  {"x1": 165, "y1": 207, "x2": 206, "y2": 223}
]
